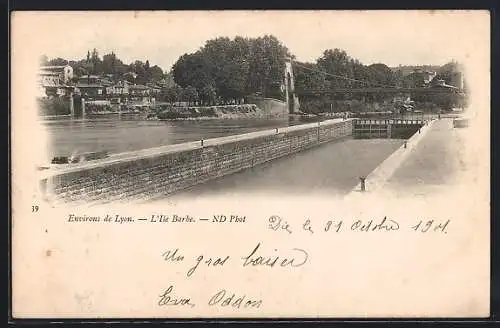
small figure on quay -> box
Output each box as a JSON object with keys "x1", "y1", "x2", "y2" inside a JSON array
[
  {"x1": 359, "y1": 177, "x2": 366, "y2": 192},
  {"x1": 201, "y1": 139, "x2": 204, "y2": 147},
  {"x1": 404, "y1": 141, "x2": 407, "y2": 149}
]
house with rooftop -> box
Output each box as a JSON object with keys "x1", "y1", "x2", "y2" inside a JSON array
[
  {"x1": 37, "y1": 65, "x2": 74, "y2": 97},
  {"x1": 106, "y1": 80, "x2": 130, "y2": 96},
  {"x1": 129, "y1": 84, "x2": 151, "y2": 96},
  {"x1": 75, "y1": 75, "x2": 113, "y2": 99},
  {"x1": 127, "y1": 84, "x2": 158, "y2": 107}
]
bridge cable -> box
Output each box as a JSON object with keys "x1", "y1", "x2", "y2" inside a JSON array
[{"x1": 292, "y1": 62, "x2": 399, "y2": 89}]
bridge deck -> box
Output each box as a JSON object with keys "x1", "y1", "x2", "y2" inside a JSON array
[{"x1": 296, "y1": 87, "x2": 464, "y2": 95}]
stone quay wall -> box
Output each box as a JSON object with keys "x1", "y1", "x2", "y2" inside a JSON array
[{"x1": 40, "y1": 119, "x2": 354, "y2": 205}]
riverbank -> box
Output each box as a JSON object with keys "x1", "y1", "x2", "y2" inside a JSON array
[{"x1": 156, "y1": 103, "x2": 281, "y2": 120}]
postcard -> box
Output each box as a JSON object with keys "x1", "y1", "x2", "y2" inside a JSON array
[{"x1": 11, "y1": 10, "x2": 490, "y2": 318}]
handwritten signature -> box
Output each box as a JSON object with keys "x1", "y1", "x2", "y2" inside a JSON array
[
  {"x1": 158, "y1": 285, "x2": 195, "y2": 307},
  {"x1": 158, "y1": 285, "x2": 262, "y2": 309}
]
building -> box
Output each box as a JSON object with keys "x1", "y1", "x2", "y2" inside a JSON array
[
  {"x1": 422, "y1": 71, "x2": 437, "y2": 86},
  {"x1": 38, "y1": 65, "x2": 73, "y2": 84},
  {"x1": 145, "y1": 83, "x2": 162, "y2": 95},
  {"x1": 37, "y1": 65, "x2": 74, "y2": 97},
  {"x1": 76, "y1": 75, "x2": 112, "y2": 85},
  {"x1": 449, "y1": 72, "x2": 464, "y2": 89},
  {"x1": 410, "y1": 69, "x2": 437, "y2": 87},
  {"x1": 129, "y1": 84, "x2": 151, "y2": 97},
  {"x1": 106, "y1": 81, "x2": 130, "y2": 96},
  {"x1": 75, "y1": 75, "x2": 113, "y2": 99},
  {"x1": 75, "y1": 83, "x2": 105, "y2": 98}
]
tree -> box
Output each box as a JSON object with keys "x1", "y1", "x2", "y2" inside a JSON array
[
  {"x1": 366, "y1": 63, "x2": 396, "y2": 87},
  {"x1": 317, "y1": 49, "x2": 352, "y2": 88},
  {"x1": 101, "y1": 52, "x2": 130, "y2": 80},
  {"x1": 130, "y1": 60, "x2": 147, "y2": 84},
  {"x1": 436, "y1": 60, "x2": 463, "y2": 86},
  {"x1": 393, "y1": 68, "x2": 404, "y2": 88},
  {"x1": 48, "y1": 57, "x2": 69, "y2": 66},
  {"x1": 89, "y1": 48, "x2": 102, "y2": 74},
  {"x1": 171, "y1": 35, "x2": 291, "y2": 103},
  {"x1": 246, "y1": 35, "x2": 291, "y2": 97},
  {"x1": 182, "y1": 86, "x2": 198, "y2": 106},
  {"x1": 294, "y1": 62, "x2": 326, "y2": 91},
  {"x1": 149, "y1": 65, "x2": 164, "y2": 82},
  {"x1": 144, "y1": 60, "x2": 151, "y2": 81},
  {"x1": 200, "y1": 84, "x2": 217, "y2": 106},
  {"x1": 172, "y1": 51, "x2": 215, "y2": 94},
  {"x1": 403, "y1": 72, "x2": 426, "y2": 88},
  {"x1": 161, "y1": 85, "x2": 183, "y2": 105}
]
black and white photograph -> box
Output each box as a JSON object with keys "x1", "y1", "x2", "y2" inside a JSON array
[{"x1": 11, "y1": 10, "x2": 490, "y2": 319}]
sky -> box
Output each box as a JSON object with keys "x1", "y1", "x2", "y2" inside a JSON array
[{"x1": 13, "y1": 10, "x2": 489, "y2": 72}]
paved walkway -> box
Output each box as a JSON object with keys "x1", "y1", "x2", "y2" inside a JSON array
[
  {"x1": 384, "y1": 118, "x2": 468, "y2": 195},
  {"x1": 346, "y1": 118, "x2": 471, "y2": 200}
]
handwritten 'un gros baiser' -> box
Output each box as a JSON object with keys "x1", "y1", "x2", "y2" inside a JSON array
[{"x1": 162, "y1": 242, "x2": 309, "y2": 278}]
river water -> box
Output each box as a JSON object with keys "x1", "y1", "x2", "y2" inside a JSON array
[
  {"x1": 42, "y1": 115, "x2": 302, "y2": 157},
  {"x1": 160, "y1": 138, "x2": 404, "y2": 198}
]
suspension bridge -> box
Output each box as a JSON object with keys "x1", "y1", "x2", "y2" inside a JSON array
[{"x1": 289, "y1": 61, "x2": 465, "y2": 97}]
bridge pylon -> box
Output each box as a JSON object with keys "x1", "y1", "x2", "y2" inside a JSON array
[{"x1": 284, "y1": 58, "x2": 300, "y2": 114}]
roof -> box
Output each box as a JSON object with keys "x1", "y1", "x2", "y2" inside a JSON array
[
  {"x1": 41, "y1": 65, "x2": 68, "y2": 68},
  {"x1": 76, "y1": 83, "x2": 105, "y2": 88},
  {"x1": 107, "y1": 84, "x2": 127, "y2": 88},
  {"x1": 38, "y1": 71, "x2": 60, "y2": 76},
  {"x1": 42, "y1": 83, "x2": 63, "y2": 88},
  {"x1": 431, "y1": 83, "x2": 459, "y2": 89},
  {"x1": 129, "y1": 85, "x2": 150, "y2": 90},
  {"x1": 78, "y1": 75, "x2": 100, "y2": 79},
  {"x1": 39, "y1": 65, "x2": 69, "y2": 72},
  {"x1": 44, "y1": 84, "x2": 74, "y2": 89}
]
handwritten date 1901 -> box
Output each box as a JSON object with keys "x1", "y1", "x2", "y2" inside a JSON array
[{"x1": 268, "y1": 216, "x2": 451, "y2": 234}]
